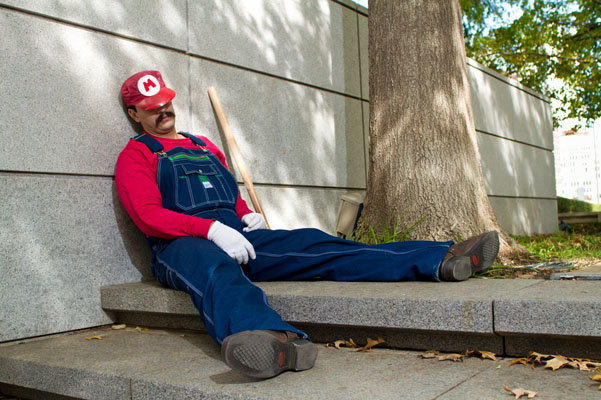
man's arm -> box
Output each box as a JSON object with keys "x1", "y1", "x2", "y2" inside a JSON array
[{"x1": 115, "y1": 142, "x2": 214, "y2": 239}]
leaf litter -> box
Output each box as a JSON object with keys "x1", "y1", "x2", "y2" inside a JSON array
[
  {"x1": 325, "y1": 336, "x2": 385, "y2": 352},
  {"x1": 508, "y1": 352, "x2": 601, "y2": 394},
  {"x1": 437, "y1": 353, "x2": 464, "y2": 362},
  {"x1": 418, "y1": 350, "x2": 440, "y2": 359},
  {"x1": 509, "y1": 351, "x2": 601, "y2": 371},
  {"x1": 328, "y1": 340, "x2": 600, "y2": 393},
  {"x1": 418, "y1": 349, "x2": 496, "y2": 362},
  {"x1": 503, "y1": 384, "x2": 537, "y2": 399},
  {"x1": 422, "y1": 349, "x2": 600, "y2": 395}
]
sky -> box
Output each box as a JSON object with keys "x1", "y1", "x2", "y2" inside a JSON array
[{"x1": 350, "y1": 0, "x2": 368, "y2": 8}]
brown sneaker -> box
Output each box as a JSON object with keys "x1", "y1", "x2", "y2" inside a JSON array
[
  {"x1": 221, "y1": 330, "x2": 318, "y2": 379},
  {"x1": 439, "y1": 231, "x2": 500, "y2": 281}
]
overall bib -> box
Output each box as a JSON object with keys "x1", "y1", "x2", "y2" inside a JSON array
[{"x1": 135, "y1": 132, "x2": 452, "y2": 345}]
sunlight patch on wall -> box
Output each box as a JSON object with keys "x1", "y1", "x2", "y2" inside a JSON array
[{"x1": 159, "y1": 1, "x2": 186, "y2": 37}]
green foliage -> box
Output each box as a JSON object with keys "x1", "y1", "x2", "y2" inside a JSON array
[
  {"x1": 462, "y1": 0, "x2": 601, "y2": 126},
  {"x1": 353, "y1": 216, "x2": 427, "y2": 245},
  {"x1": 515, "y1": 226, "x2": 601, "y2": 260},
  {"x1": 557, "y1": 196, "x2": 594, "y2": 212},
  {"x1": 475, "y1": 223, "x2": 601, "y2": 278}
]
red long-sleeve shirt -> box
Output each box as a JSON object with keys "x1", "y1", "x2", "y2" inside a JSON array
[{"x1": 115, "y1": 133, "x2": 253, "y2": 239}]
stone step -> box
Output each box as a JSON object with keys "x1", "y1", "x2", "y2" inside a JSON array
[
  {"x1": 101, "y1": 279, "x2": 601, "y2": 359},
  {"x1": 1, "y1": 326, "x2": 599, "y2": 400}
]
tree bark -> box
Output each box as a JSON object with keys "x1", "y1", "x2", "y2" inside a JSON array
[{"x1": 364, "y1": 0, "x2": 512, "y2": 252}]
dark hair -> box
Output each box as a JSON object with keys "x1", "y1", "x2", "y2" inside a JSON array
[{"x1": 125, "y1": 105, "x2": 143, "y2": 133}]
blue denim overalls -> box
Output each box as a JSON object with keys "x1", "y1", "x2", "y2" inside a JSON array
[{"x1": 134, "y1": 132, "x2": 452, "y2": 345}]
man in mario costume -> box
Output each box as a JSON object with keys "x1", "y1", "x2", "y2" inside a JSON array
[{"x1": 116, "y1": 70, "x2": 500, "y2": 379}]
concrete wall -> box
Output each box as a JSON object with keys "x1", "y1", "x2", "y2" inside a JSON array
[
  {"x1": 0, "y1": 0, "x2": 555, "y2": 342},
  {"x1": 467, "y1": 59, "x2": 557, "y2": 235}
]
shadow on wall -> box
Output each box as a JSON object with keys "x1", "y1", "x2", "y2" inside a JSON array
[
  {"x1": 468, "y1": 66, "x2": 556, "y2": 233},
  {"x1": 111, "y1": 185, "x2": 153, "y2": 280},
  {"x1": 1, "y1": 1, "x2": 191, "y2": 299},
  {"x1": 470, "y1": 65, "x2": 553, "y2": 185},
  {"x1": 184, "y1": 1, "x2": 366, "y2": 230}
]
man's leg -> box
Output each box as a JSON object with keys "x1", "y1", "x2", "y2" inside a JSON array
[
  {"x1": 242, "y1": 228, "x2": 452, "y2": 282},
  {"x1": 153, "y1": 237, "x2": 318, "y2": 379},
  {"x1": 150, "y1": 237, "x2": 306, "y2": 344}
]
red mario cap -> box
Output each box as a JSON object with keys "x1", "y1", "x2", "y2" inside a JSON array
[{"x1": 121, "y1": 70, "x2": 176, "y2": 110}]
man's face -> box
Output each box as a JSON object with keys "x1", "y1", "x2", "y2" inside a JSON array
[{"x1": 128, "y1": 102, "x2": 176, "y2": 136}]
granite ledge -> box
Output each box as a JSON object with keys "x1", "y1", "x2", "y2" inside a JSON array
[{"x1": 101, "y1": 279, "x2": 601, "y2": 339}]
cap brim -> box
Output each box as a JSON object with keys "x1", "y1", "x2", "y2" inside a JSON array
[{"x1": 137, "y1": 87, "x2": 176, "y2": 110}]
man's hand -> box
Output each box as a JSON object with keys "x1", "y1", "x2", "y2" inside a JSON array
[
  {"x1": 241, "y1": 213, "x2": 266, "y2": 232},
  {"x1": 207, "y1": 221, "x2": 256, "y2": 264}
]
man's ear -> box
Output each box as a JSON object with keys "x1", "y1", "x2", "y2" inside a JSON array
[{"x1": 127, "y1": 107, "x2": 140, "y2": 122}]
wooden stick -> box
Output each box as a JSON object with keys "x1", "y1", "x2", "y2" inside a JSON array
[{"x1": 208, "y1": 87, "x2": 270, "y2": 229}]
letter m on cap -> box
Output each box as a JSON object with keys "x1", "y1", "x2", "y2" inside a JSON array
[
  {"x1": 143, "y1": 79, "x2": 156, "y2": 92},
  {"x1": 137, "y1": 74, "x2": 160, "y2": 96}
]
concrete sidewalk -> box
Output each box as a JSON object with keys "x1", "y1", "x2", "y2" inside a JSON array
[{"x1": 1, "y1": 326, "x2": 599, "y2": 400}]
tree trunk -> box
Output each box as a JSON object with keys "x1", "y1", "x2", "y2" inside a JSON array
[{"x1": 364, "y1": 0, "x2": 512, "y2": 253}]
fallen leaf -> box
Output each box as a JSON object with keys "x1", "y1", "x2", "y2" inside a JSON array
[
  {"x1": 355, "y1": 336, "x2": 385, "y2": 352},
  {"x1": 588, "y1": 361, "x2": 601, "y2": 368},
  {"x1": 528, "y1": 352, "x2": 550, "y2": 364},
  {"x1": 438, "y1": 353, "x2": 464, "y2": 362},
  {"x1": 503, "y1": 384, "x2": 537, "y2": 399},
  {"x1": 135, "y1": 326, "x2": 149, "y2": 333},
  {"x1": 545, "y1": 356, "x2": 569, "y2": 371},
  {"x1": 570, "y1": 358, "x2": 601, "y2": 371},
  {"x1": 510, "y1": 358, "x2": 532, "y2": 367},
  {"x1": 111, "y1": 324, "x2": 126, "y2": 330},
  {"x1": 326, "y1": 338, "x2": 360, "y2": 349},
  {"x1": 465, "y1": 349, "x2": 497, "y2": 360},
  {"x1": 480, "y1": 351, "x2": 497, "y2": 361},
  {"x1": 85, "y1": 335, "x2": 104, "y2": 341},
  {"x1": 419, "y1": 350, "x2": 440, "y2": 359}
]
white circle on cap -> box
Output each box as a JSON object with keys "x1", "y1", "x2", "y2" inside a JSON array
[{"x1": 137, "y1": 75, "x2": 161, "y2": 97}]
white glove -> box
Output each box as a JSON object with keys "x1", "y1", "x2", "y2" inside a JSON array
[
  {"x1": 207, "y1": 221, "x2": 256, "y2": 264},
  {"x1": 242, "y1": 213, "x2": 266, "y2": 232}
]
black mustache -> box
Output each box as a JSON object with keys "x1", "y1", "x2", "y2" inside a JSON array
[{"x1": 156, "y1": 111, "x2": 175, "y2": 125}]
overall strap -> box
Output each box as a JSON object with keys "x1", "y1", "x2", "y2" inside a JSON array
[
  {"x1": 179, "y1": 132, "x2": 207, "y2": 147},
  {"x1": 133, "y1": 133, "x2": 164, "y2": 153}
]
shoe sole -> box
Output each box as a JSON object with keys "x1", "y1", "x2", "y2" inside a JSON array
[
  {"x1": 221, "y1": 331, "x2": 318, "y2": 379},
  {"x1": 449, "y1": 256, "x2": 472, "y2": 281},
  {"x1": 448, "y1": 231, "x2": 500, "y2": 281},
  {"x1": 465, "y1": 231, "x2": 499, "y2": 276}
]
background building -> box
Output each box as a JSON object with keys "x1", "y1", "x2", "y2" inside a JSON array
[{"x1": 554, "y1": 120, "x2": 601, "y2": 203}]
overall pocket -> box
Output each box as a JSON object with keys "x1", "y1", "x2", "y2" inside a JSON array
[{"x1": 175, "y1": 163, "x2": 236, "y2": 210}]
